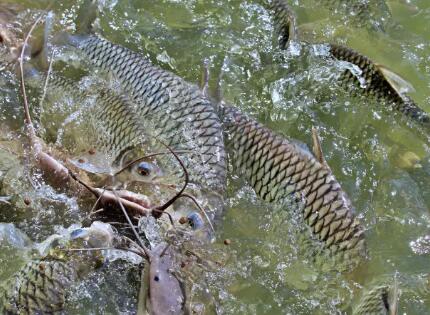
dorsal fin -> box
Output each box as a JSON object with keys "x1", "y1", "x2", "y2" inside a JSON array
[
  {"x1": 389, "y1": 275, "x2": 399, "y2": 315},
  {"x1": 311, "y1": 127, "x2": 329, "y2": 169},
  {"x1": 376, "y1": 64, "x2": 415, "y2": 95}
]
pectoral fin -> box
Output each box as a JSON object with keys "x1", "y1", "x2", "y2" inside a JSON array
[{"x1": 376, "y1": 64, "x2": 415, "y2": 95}]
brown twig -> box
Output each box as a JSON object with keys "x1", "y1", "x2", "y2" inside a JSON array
[
  {"x1": 19, "y1": 13, "x2": 69, "y2": 183},
  {"x1": 68, "y1": 170, "x2": 150, "y2": 217}
]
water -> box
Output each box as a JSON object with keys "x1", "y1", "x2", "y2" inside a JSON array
[{"x1": 1, "y1": 0, "x2": 430, "y2": 314}]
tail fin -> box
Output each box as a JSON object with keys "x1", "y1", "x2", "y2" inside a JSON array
[{"x1": 76, "y1": 0, "x2": 98, "y2": 34}]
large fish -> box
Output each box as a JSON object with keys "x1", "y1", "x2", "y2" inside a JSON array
[
  {"x1": 220, "y1": 104, "x2": 366, "y2": 266},
  {"x1": 267, "y1": 0, "x2": 430, "y2": 128},
  {"x1": 57, "y1": 34, "x2": 227, "y2": 196},
  {"x1": 0, "y1": 222, "x2": 115, "y2": 314}
]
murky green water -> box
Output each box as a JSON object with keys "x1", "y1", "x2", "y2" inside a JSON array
[{"x1": 1, "y1": 0, "x2": 430, "y2": 314}]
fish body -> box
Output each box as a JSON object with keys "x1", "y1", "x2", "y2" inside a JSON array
[
  {"x1": 0, "y1": 259, "x2": 77, "y2": 314},
  {"x1": 221, "y1": 104, "x2": 366, "y2": 263},
  {"x1": 266, "y1": 0, "x2": 297, "y2": 49},
  {"x1": 37, "y1": 73, "x2": 148, "y2": 170},
  {"x1": 146, "y1": 245, "x2": 185, "y2": 315},
  {"x1": 353, "y1": 283, "x2": 399, "y2": 315},
  {"x1": 61, "y1": 34, "x2": 226, "y2": 194}
]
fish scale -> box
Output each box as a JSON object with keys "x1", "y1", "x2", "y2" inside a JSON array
[
  {"x1": 353, "y1": 284, "x2": 397, "y2": 315},
  {"x1": 0, "y1": 259, "x2": 77, "y2": 314},
  {"x1": 221, "y1": 104, "x2": 366, "y2": 259},
  {"x1": 67, "y1": 35, "x2": 226, "y2": 190},
  {"x1": 40, "y1": 74, "x2": 146, "y2": 165}
]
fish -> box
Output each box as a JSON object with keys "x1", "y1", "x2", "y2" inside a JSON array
[
  {"x1": 20, "y1": 66, "x2": 171, "y2": 191},
  {"x1": 57, "y1": 34, "x2": 227, "y2": 196},
  {"x1": 329, "y1": 44, "x2": 430, "y2": 126},
  {"x1": 0, "y1": 222, "x2": 115, "y2": 314},
  {"x1": 353, "y1": 281, "x2": 399, "y2": 315},
  {"x1": 32, "y1": 72, "x2": 150, "y2": 170},
  {"x1": 267, "y1": 0, "x2": 430, "y2": 128},
  {"x1": 220, "y1": 104, "x2": 366, "y2": 265}
]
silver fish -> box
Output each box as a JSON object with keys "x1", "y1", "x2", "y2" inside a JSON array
[{"x1": 220, "y1": 104, "x2": 366, "y2": 266}]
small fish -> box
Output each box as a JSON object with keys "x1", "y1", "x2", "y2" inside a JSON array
[
  {"x1": 329, "y1": 44, "x2": 430, "y2": 126},
  {"x1": 221, "y1": 104, "x2": 366, "y2": 264},
  {"x1": 144, "y1": 244, "x2": 185, "y2": 315},
  {"x1": 353, "y1": 281, "x2": 399, "y2": 315},
  {"x1": 267, "y1": 0, "x2": 430, "y2": 128},
  {"x1": 0, "y1": 222, "x2": 115, "y2": 314}
]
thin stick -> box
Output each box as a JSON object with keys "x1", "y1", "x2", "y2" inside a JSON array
[
  {"x1": 19, "y1": 13, "x2": 69, "y2": 182},
  {"x1": 68, "y1": 170, "x2": 150, "y2": 217},
  {"x1": 112, "y1": 190, "x2": 151, "y2": 258},
  {"x1": 19, "y1": 14, "x2": 44, "y2": 131},
  {"x1": 151, "y1": 208, "x2": 175, "y2": 226},
  {"x1": 86, "y1": 187, "x2": 107, "y2": 218},
  {"x1": 39, "y1": 50, "x2": 55, "y2": 107}
]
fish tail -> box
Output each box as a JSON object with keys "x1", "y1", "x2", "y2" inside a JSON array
[
  {"x1": 32, "y1": 11, "x2": 55, "y2": 70},
  {"x1": 75, "y1": 0, "x2": 98, "y2": 34}
]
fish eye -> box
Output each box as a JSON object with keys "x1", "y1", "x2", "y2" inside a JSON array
[
  {"x1": 70, "y1": 228, "x2": 89, "y2": 240},
  {"x1": 187, "y1": 212, "x2": 204, "y2": 230},
  {"x1": 136, "y1": 162, "x2": 153, "y2": 177}
]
